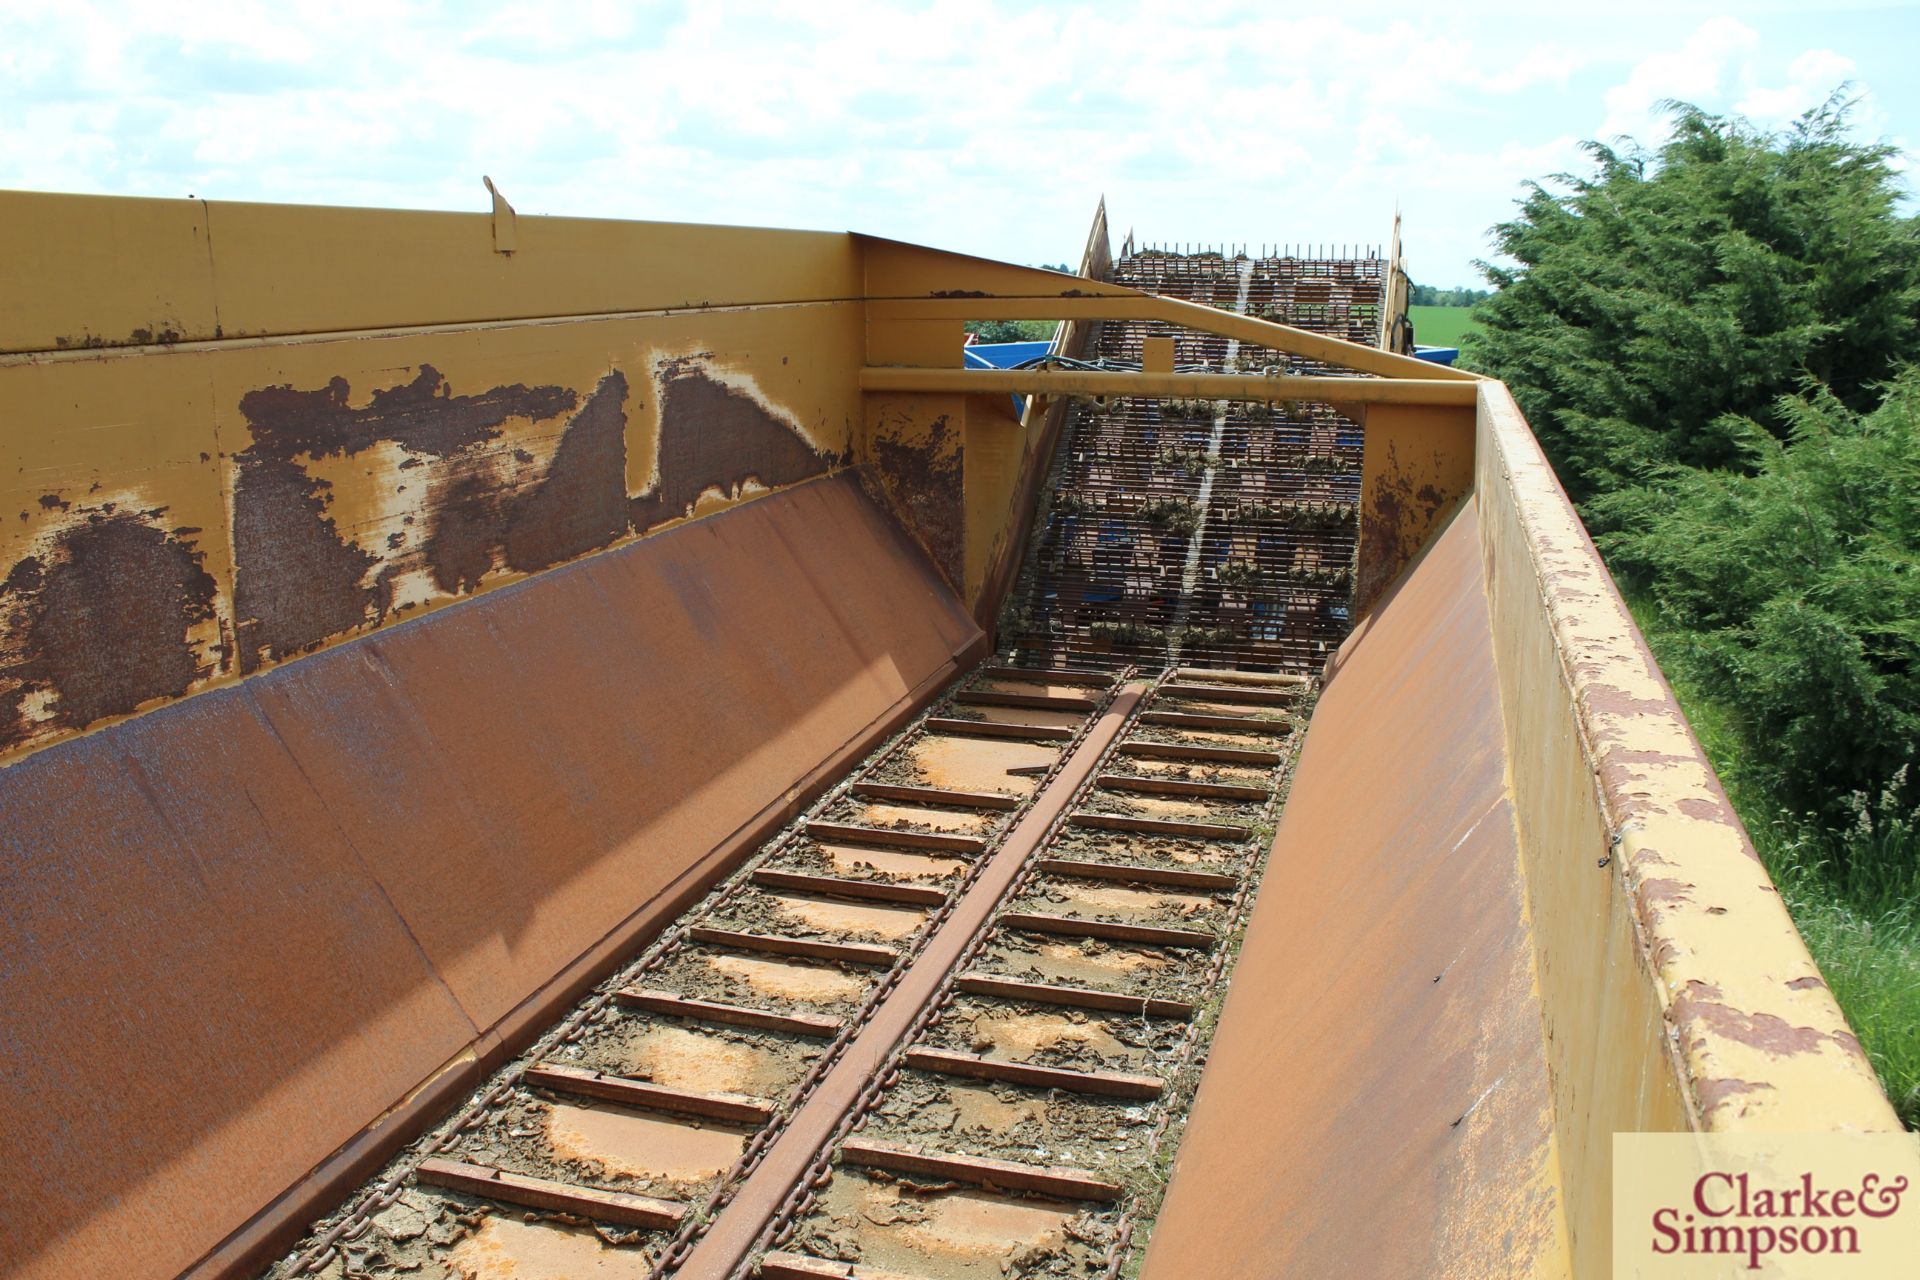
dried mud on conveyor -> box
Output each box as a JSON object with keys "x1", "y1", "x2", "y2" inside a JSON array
[{"x1": 261, "y1": 664, "x2": 1315, "y2": 1280}]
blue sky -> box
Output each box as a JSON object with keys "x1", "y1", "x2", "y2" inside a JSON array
[{"x1": 2, "y1": 1, "x2": 1914, "y2": 287}]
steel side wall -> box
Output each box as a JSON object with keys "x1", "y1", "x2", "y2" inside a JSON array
[
  {"x1": 1474, "y1": 383, "x2": 1903, "y2": 1275},
  {"x1": 0, "y1": 296, "x2": 868, "y2": 764},
  {"x1": 0, "y1": 190, "x2": 863, "y2": 353},
  {"x1": 1138, "y1": 501, "x2": 1570, "y2": 1279}
]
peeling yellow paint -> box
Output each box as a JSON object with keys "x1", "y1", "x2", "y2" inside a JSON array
[
  {"x1": 1475, "y1": 381, "x2": 1913, "y2": 1275},
  {"x1": 0, "y1": 269, "x2": 864, "y2": 764}
]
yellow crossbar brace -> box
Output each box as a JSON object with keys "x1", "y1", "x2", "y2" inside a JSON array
[
  {"x1": 859, "y1": 366, "x2": 1479, "y2": 406},
  {"x1": 867, "y1": 294, "x2": 1482, "y2": 383}
]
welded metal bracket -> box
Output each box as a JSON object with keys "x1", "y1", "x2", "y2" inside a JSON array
[{"x1": 483, "y1": 175, "x2": 516, "y2": 256}]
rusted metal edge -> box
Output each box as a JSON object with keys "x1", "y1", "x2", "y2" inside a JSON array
[
  {"x1": 757, "y1": 1254, "x2": 856, "y2": 1280},
  {"x1": 1035, "y1": 857, "x2": 1239, "y2": 893},
  {"x1": 179, "y1": 644, "x2": 983, "y2": 1280},
  {"x1": 1478, "y1": 383, "x2": 1904, "y2": 1131},
  {"x1": 901, "y1": 1047, "x2": 1164, "y2": 1100},
  {"x1": 1070, "y1": 812, "x2": 1249, "y2": 841},
  {"x1": 954, "y1": 972, "x2": 1195, "y2": 1020},
  {"x1": 923, "y1": 717, "x2": 1075, "y2": 742},
  {"x1": 749, "y1": 869, "x2": 948, "y2": 907},
  {"x1": 524, "y1": 1063, "x2": 775, "y2": 1125},
  {"x1": 979, "y1": 664, "x2": 1115, "y2": 686},
  {"x1": 1168, "y1": 667, "x2": 1310, "y2": 687},
  {"x1": 687, "y1": 927, "x2": 900, "y2": 968},
  {"x1": 670, "y1": 683, "x2": 1148, "y2": 1278},
  {"x1": 1117, "y1": 740, "x2": 1282, "y2": 766},
  {"x1": 996, "y1": 911, "x2": 1218, "y2": 950},
  {"x1": 803, "y1": 821, "x2": 988, "y2": 854},
  {"x1": 837, "y1": 1138, "x2": 1123, "y2": 1203},
  {"x1": 758, "y1": 1250, "x2": 922, "y2": 1280},
  {"x1": 1159, "y1": 682, "x2": 1298, "y2": 706},
  {"x1": 413, "y1": 1157, "x2": 685, "y2": 1230},
  {"x1": 612, "y1": 988, "x2": 844, "y2": 1040},
  {"x1": 952, "y1": 689, "x2": 1100, "y2": 713},
  {"x1": 1096, "y1": 773, "x2": 1269, "y2": 802},
  {"x1": 1140, "y1": 710, "x2": 1288, "y2": 735},
  {"x1": 848, "y1": 782, "x2": 1019, "y2": 811}
]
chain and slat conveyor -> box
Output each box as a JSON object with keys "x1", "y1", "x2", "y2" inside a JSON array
[{"x1": 1002, "y1": 247, "x2": 1384, "y2": 674}]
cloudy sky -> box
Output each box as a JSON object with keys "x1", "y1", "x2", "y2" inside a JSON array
[{"x1": 3, "y1": 1, "x2": 1913, "y2": 287}]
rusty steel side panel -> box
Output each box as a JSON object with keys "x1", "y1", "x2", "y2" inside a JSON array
[
  {"x1": 1353, "y1": 400, "x2": 1475, "y2": 616},
  {"x1": 0, "y1": 695, "x2": 481, "y2": 1280},
  {"x1": 0, "y1": 189, "x2": 863, "y2": 353},
  {"x1": 863, "y1": 392, "x2": 967, "y2": 591},
  {"x1": 0, "y1": 302, "x2": 864, "y2": 763},
  {"x1": 859, "y1": 388, "x2": 1027, "y2": 606},
  {"x1": 957, "y1": 391, "x2": 1028, "y2": 608},
  {"x1": 1474, "y1": 383, "x2": 1908, "y2": 1271},
  {"x1": 1141, "y1": 502, "x2": 1571, "y2": 1280},
  {"x1": 0, "y1": 474, "x2": 980, "y2": 1280}
]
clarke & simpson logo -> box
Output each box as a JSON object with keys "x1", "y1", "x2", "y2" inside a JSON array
[
  {"x1": 1615, "y1": 1133, "x2": 1920, "y2": 1277},
  {"x1": 1647, "y1": 1169, "x2": 1908, "y2": 1270}
]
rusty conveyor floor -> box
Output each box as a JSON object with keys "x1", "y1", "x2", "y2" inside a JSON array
[{"x1": 260, "y1": 662, "x2": 1317, "y2": 1280}]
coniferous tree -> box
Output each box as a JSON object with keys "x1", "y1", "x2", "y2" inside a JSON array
[{"x1": 1468, "y1": 96, "x2": 1920, "y2": 504}]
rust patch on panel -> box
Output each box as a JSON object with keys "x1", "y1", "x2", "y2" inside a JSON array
[
  {"x1": 0, "y1": 509, "x2": 218, "y2": 747},
  {"x1": 418, "y1": 373, "x2": 633, "y2": 594},
  {"x1": 231, "y1": 446, "x2": 385, "y2": 672},
  {"x1": 422, "y1": 462, "x2": 512, "y2": 596},
  {"x1": 233, "y1": 365, "x2": 581, "y2": 671},
  {"x1": 867, "y1": 405, "x2": 965, "y2": 588},
  {"x1": 239, "y1": 366, "x2": 576, "y2": 461},
  {"x1": 1669, "y1": 981, "x2": 1835, "y2": 1058},
  {"x1": 504, "y1": 373, "x2": 631, "y2": 572},
  {"x1": 3, "y1": 345, "x2": 840, "y2": 754},
  {"x1": 1354, "y1": 405, "x2": 1475, "y2": 617},
  {"x1": 631, "y1": 360, "x2": 832, "y2": 531}
]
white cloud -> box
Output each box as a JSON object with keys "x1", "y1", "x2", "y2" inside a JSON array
[
  {"x1": 0, "y1": 1, "x2": 1907, "y2": 288},
  {"x1": 1736, "y1": 48, "x2": 1857, "y2": 122},
  {"x1": 1598, "y1": 16, "x2": 1759, "y2": 142},
  {"x1": 1473, "y1": 44, "x2": 1589, "y2": 94}
]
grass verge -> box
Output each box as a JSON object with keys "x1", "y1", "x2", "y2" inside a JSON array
[{"x1": 1407, "y1": 304, "x2": 1478, "y2": 348}]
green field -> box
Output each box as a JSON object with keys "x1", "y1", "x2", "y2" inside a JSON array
[{"x1": 1407, "y1": 304, "x2": 1478, "y2": 348}]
